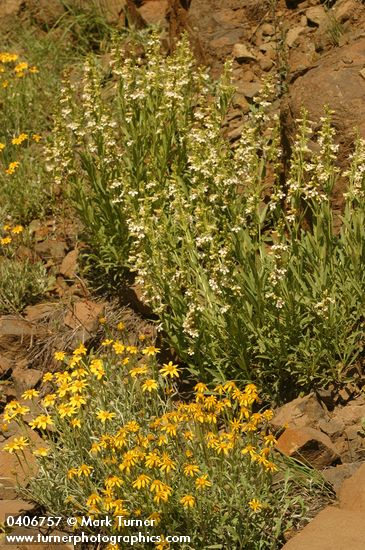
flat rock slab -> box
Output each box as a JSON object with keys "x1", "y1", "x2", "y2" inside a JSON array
[{"x1": 282, "y1": 506, "x2": 365, "y2": 550}]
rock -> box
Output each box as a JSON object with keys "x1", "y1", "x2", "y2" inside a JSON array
[
  {"x1": 232, "y1": 43, "x2": 257, "y2": 63},
  {"x1": 276, "y1": 427, "x2": 340, "y2": 468},
  {"x1": 281, "y1": 506, "x2": 365, "y2": 550},
  {"x1": 0, "y1": 430, "x2": 41, "y2": 487},
  {"x1": 34, "y1": 240, "x2": 67, "y2": 262},
  {"x1": 322, "y1": 462, "x2": 361, "y2": 494},
  {"x1": 27, "y1": 0, "x2": 65, "y2": 26},
  {"x1": 100, "y1": 0, "x2": 127, "y2": 23},
  {"x1": 261, "y1": 23, "x2": 274, "y2": 36},
  {"x1": 138, "y1": 0, "x2": 168, "y2": 26},
  {"x1": 0, "y1": 317, "x2": 35, "y2": 338},
  {"x1": 332, "y1": 400, "x2": 365, "y2": 426},
  {"x1": 0, "y1": 354, "x2": 12, "y2": 377},
  {"x1": 259, "y1": 56, "x2": 274, "y2": 71},
  {"x1": 0, "y1": 0, "x2": 23, "y2": 18},
  {"x1": 338, "y1": 462, "x2": 365, "y2": 511},
  {"x1": 64, "y1": 300, "x2": 105, "y2": 336},
  {"x1": 24, "y1": 303, "x2": 56, "y2": 323},
  {"x1": 360, "y1": 68, "x2": 365, "y2": 81},
  {"x1": 334, "y1": 0, "x2": 360, "y2": 23},
  {"x1": 286, "y1": 26, "x2": 306, "y2": 48},
  {"x1": 0, "y1": 500, "x2": 35, "y2": 523},
  {"x1": 318, "y1": 417, "x2": 345, "y2": 438},
  {"x1": 12, "y1": 366, "x2": 42, "y2": 395},
  {"x1": 306, "y1": 6, "x2": 327, "y2": 27},
  {"x1": 232, "y1": 94, "x2": 250, "y2": 113},
  {"x1": 271, "y1": 393, "x2": 328, "y2": 431},
  {"x1": 59, "y1": 249, "x2": 78, "y2": 279},
  {"x1": 235, "y1": 81, "x2": 262, "y2": 99}
]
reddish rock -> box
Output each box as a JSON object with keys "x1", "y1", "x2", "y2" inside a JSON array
[
  {"x1": 276, "y1": 427, "x2": 340, "y2": 468},
  {"x1": 138, "y1": 0, "x2": 168, "y2": 25},
  {"x1": 282, "y1": 506, "x2": 365, "y2": 550},
  {"x1": 271, "y1": 393, "x2": 328, "y2": 431},
  {"x1": 34, "y1": 240, "x2": 67, "y2": 262},
  {"x1": 322, "y1": 462, "x2": 361, "y2": 494},
  {"x1": 64, "y1": 300, "x2": 105, "y2": 336},
  {"x1": 59, "y1": 249, "x2": 78, "y2": 279},
  {"x1": 0, "y1": 317, "x2": 35, "y2": 338},
  {"x1": 24, "y1": 303, "x2": 56, "y2": 324},
  {"x1": 0, "y1": 500, "x2": 35, "y2": 523},
  {"x1": 0, "y1": 354, "x2": 12, "y2": 377},
  {"x1": 339, "y1": 462, "x2": 365, "y2": 511},
  {"x1": 12, "y1": 366, "x2": 42, "y2": 395}
]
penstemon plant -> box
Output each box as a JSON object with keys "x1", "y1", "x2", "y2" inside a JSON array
[{"x1": 51, "y1": 32, "x2": 365, "y2": 401}]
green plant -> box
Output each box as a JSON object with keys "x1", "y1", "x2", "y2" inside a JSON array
[
  {"x1": 0, "y1": 222, "x2": 50, "y2": 313},
  {"x1": 52, "y1": 34, "x2": 365, "y2": 401},
  {"x1": 3, "y1": 334, "x2": 325, "y2": 549}
]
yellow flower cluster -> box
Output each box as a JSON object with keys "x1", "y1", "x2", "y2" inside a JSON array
[
  {"x1": 0, "y1": 52, "x2": 38, "y2": 87},
  {"x1": 1, "y1": 330, "x2": 280, "y2": 547},
  {"x1": 0, "y1": 222, "x2": 24, "y2": 247}
]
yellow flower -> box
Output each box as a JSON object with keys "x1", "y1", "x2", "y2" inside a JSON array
[
  {"x1": 180, "y1": 494, "x2": 195, "y2": 508},
  {"x1": 3, "y1": 436, "x2": 29, "y2": 453},
  {"x1": 183, "y1": 463, "x2": 200, "y2": 477},
  {"x1": 142, "y1": 379, "x2": 158, "y2": 393},
  {"x1": 248, "y1": 498, "x2": 263, "y2": 512},
  {"x1": 14, "y1": 62, "x2": 28, "y2": 73},
  {"x1": 32, "y1": 134, "x2": 42, "y2": 142},
  {"x1": 101, "y1": 339, "x2": 113, "y2": 346},
  {"x1": 159, "y1": 361, "x2": 180, "y2": 379},
  {"x1": 126, "y1": 345, "x2": 138, "y2": 355},
  {"x1": 73, "y1": 343, "x2": 87, "y2": 356},
  {"x1": 54, "y1": 351, "x2": 66, "y2": 361},
  {"x1": 42, "y1": 393, "x2": 57, "y2": 407},
  {"x1": 124, "y1": 421, "x2": 140, "y2": 433},
  {"x1": 105, "y1": 475, "x2": 123, "y2": 489},
  {"x1": 90, "y1": 359, "x2": 105, "y2": 380},
  {"x1": 86, "y1": 493, "x2": 101, "y2": 507},
  {"x1": 183, "y1": 431, "x2": 194, "y2": 441},
  {"x1": 142, "y1": 346, "x2": 160, "y2": 356},
  {"x1": 158, "y1": 452, "x2": 176, "y2": 474},
  {"x1": 29, "y1": 66, "x2": 38, "y2": 73},
  {"x1": 57, "y1": 404, "x2": 77, "y2": 418},
  {"x1": 67, "y1": 467, "x2": 78, "y2": 479},
  {"x1": 241, "y1": 445, "x2": 257, "y2": 460},
  {"x1": 194, "y1": 382, "x2": 208, "y2": 393},
  {"x1": 117, "y1": 321, "x2": 125, "y2": 331},
  {"x1": 145, "y1": 451, "x2": 160, "y2": 469},
  {"x1": 0, "y1": 236, "x2": 12, "y2": 245},
  {"x1": 10, "y1": 224, "x2": 23, "y2": 234},
  {"x1": 96, "y1": 410, "x2": 116, "y2": 423},
  {"x1": 21, "y1": 389, "x2": 39, "y2": 400},
  {"x1": 29, "y1": 414, "x2": 54, "y2": 430},
  {"x1": 148, "y1": 512, "x2": 161, "y2": 525},
  {"x1": 195, "y1": 474, "x2": 212, "y2": 490},
  {"x1": 98, "y1": 316, "x2": 107, "y2": 325},
  {"x1": 69, "y1": 379, "x2": 88, "y2": 393},
  {"x1": 132, "y1": 474, "x2": 151, "y2": 490},
  {"x1": 113, "y1": 342, "x2": 125, "y2": 355},
  {"x1": 42, "y1": 372, "x2": 53, "y2": 383},
  {"x1": 264, "y1": 434, "x2": 277, "y2": 447},
  {"x1": 33, "y1": 447, "x2": 49, "y2": 457},
  {"x1": 11, "y1": 133, "x2": 28, "y2": 145},
  {"x1": 70, "y1": 418, "x2": 81, "y2": 428},
  {"x1": 0, "y1": 142, "x2": 6, "y2": 151},
  {"x1": 129, "y1": 365, "x2": 148, "y2": 377},
  {"x1": 69, "y1": 394, "x2": 86, "y2": 408},
  {"x1": 77, "y1": 464, "x2": 93, "y2": 477}
]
